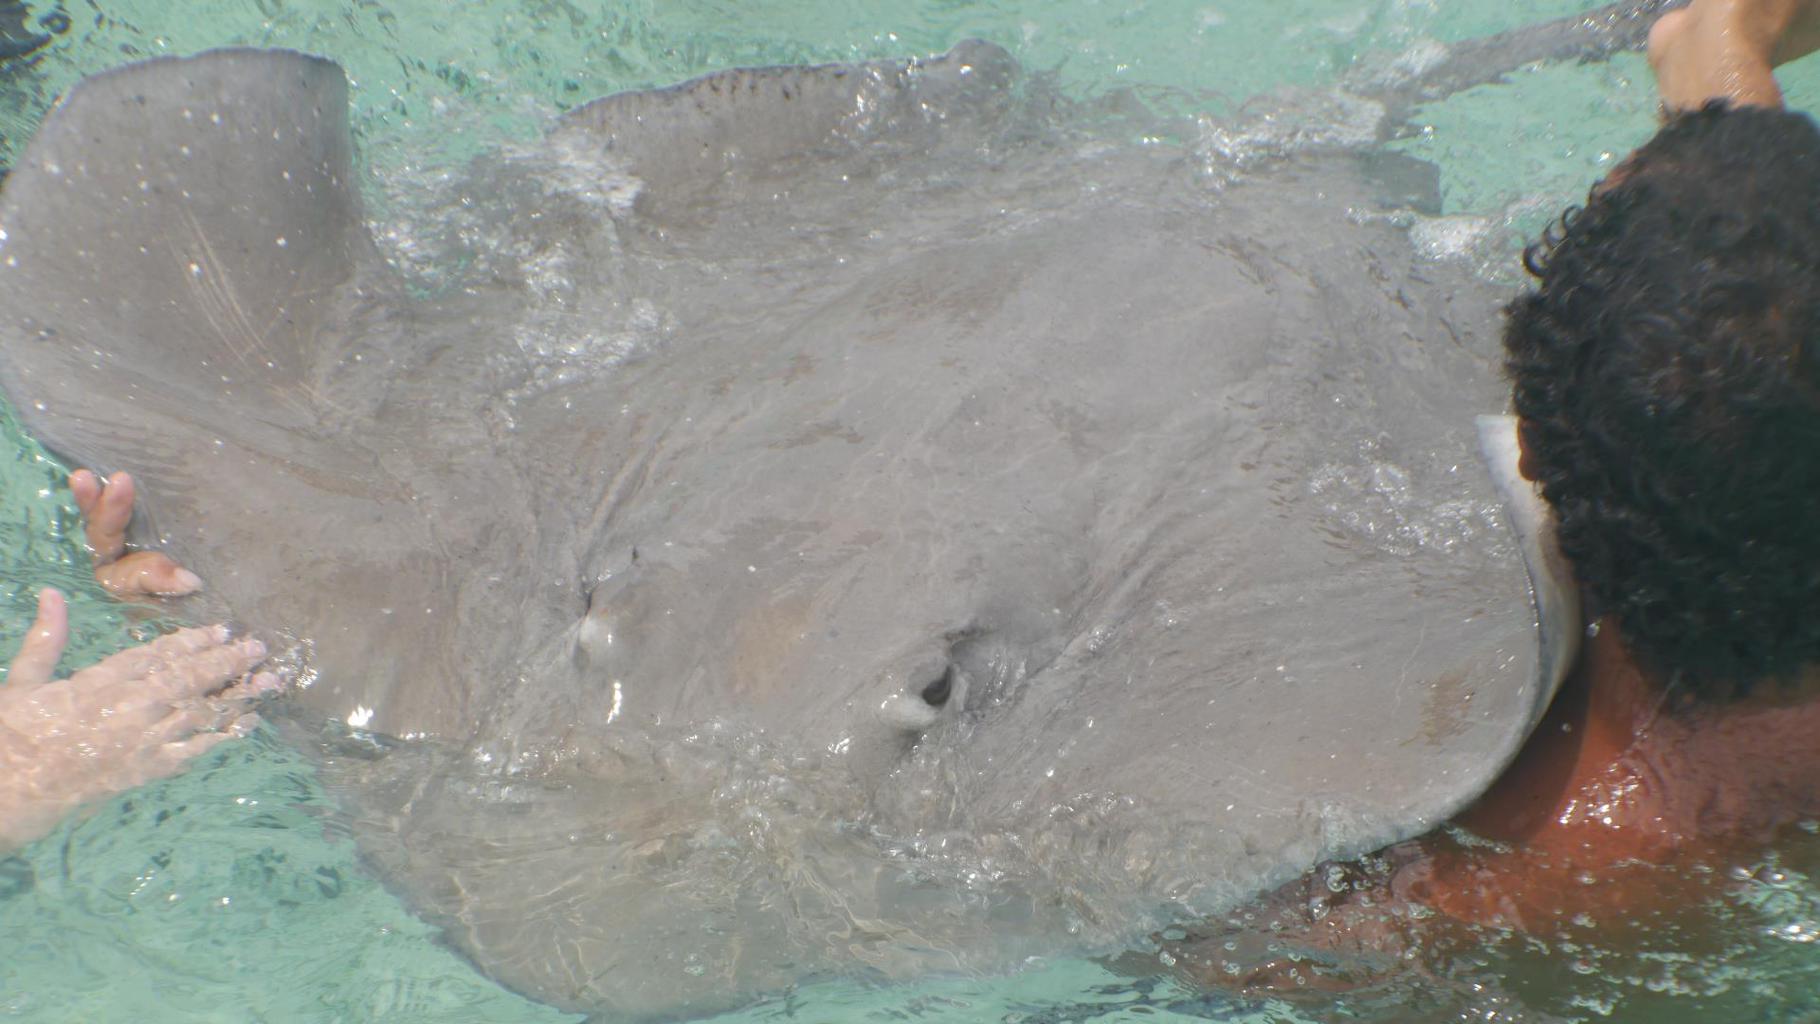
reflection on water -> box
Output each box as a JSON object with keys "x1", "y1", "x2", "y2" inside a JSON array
[{"x1": 5, "y1": 1, "x2": 1820, "y2": 1022}]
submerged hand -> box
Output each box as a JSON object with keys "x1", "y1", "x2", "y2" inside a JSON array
[
  {"x1": 0, "y1": 588, "x2": 275, "y2": 849},
  {"x1": 70, "y1": 469, "x2": 202, "y2": 598}
]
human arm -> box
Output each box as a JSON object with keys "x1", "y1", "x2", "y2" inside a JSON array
[{"x1": 1649, "y1": 0, "x2": 1820, "y2": 109}]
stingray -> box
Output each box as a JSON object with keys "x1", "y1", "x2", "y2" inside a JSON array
[{"x1": 0, "y1": 5, "x2": 1657, "y2": 1018}]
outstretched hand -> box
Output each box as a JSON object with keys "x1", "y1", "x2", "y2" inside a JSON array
[
  {"x1": 0, "y1": 468, "x2": 276, "y2": 850},
  {"x1": 0, "y1": 588, "x2": 275, "y2": 848}
]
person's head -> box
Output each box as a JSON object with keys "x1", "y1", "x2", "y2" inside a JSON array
[{"x1": 1505, "y1": 101, "x2": 1820, "y2": 701}]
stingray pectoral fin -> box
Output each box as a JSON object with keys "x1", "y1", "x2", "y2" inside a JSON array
[
  {"x1": 0, "y1": 44, "x2": 384, "y2": 620},
  {"x1": 554, "y1": 39, "x2": 1016, "y2": 203},
  {"x1": 0, "y1": 47, "x2": 379, "y2": 467},
  {"x1": 337, "y1": 749, "x2": 830, "y2": 1022},
  {"x1": 0, "y1": 50, "x2": 478, "y2": 738},
  {"x1": 1477, "y1": 415, "x2": 1583, "y2": 729}
]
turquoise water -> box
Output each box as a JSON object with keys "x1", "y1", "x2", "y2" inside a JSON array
[{"x1": 4, "y1": 1, "x2": 1820, "y2": 1021}]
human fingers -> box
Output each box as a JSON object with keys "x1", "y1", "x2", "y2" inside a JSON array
[
  {"x1": 142, "y1": 679, "x2": 275, "y2": 744},
  {"x1": 216, "y1": 671, "x2": 285, "y2": 702},
  {"x1": 94, "y1": 550, "x2": 203, "y2": 598},
  {"x1": 113, "y1": 638, "x2": 268, "y2": 712},
  {"x1": 69, "y1": 468, "x2": 103, "y2": 520},
  {"x1": 76, "y1": 470, "x2": 135, "y2": 565},
  {"x1": 131, "y1": 720, "x2": 258, "y2": 784},
  {"x1": 6, "y1": 588, "x2": 69, "y2": 687},
  {"x1": 79, "y1": 624, "x2": 231, "y2": 682},
  {"x1": 166, "y1": 671, "x2": 284, "y2": 719},
  {"x1": 72, "y1": 469, "x2": 204, "y2": 597}
]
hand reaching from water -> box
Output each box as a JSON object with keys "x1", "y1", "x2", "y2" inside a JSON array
[
  {"x1": 0, "y1": 469, "x2": 275, "y2": 849},
  {"x1": 0, "y1": 589, "x2": 275, "y2": 849}
]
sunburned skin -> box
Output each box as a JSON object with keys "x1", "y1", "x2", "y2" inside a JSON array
[
  {"x1": 1409, "y1": 624, "x2": 1820, "y2": 930},
  {"x1": 1150, "y1": 541, "x2": 1820, "y2": 1000}
]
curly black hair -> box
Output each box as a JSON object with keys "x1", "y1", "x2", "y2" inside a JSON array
[{"x1": 1504, "y1": 101, "x2": 1820, "y2": 700}]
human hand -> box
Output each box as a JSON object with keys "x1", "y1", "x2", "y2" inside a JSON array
[
  {"x1": 1648, "y1": 0, "x2": 1820, "y2": 110},
  {"x1": 0, "y1": 588, "x2": 276, "y2": 849},
  {"x1": 70, "y1": 469, "x2": 202, "y2": 597}
]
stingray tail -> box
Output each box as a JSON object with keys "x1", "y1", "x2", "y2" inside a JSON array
[{"x1": 1353, "y1": 0, "x2": 1687, "y2": 119}]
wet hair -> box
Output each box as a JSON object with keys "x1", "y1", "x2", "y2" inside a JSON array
[{"x1": 1504, "y1": 101, "x2": 1820, "y2": 700}]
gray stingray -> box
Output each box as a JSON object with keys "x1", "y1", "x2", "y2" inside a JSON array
[{"x1": 0, "y1": 7, "x2": 1645, "y2": 1018}]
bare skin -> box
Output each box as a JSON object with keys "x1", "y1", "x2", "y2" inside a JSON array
[
  {"x1": 0, "y1": 471, "x2": 277, "y2": 850},
  {"x1": 1649, "y1": 0, "x2": 1820, "y2": 109},
  {"x1": 1154, "y1": 624, "x2": 1820, "y2": 1000},
  {"x1": 69, "y1": 469, "x2": 203, "y2": 598}
]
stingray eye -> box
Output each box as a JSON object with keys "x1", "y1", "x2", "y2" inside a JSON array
[{"x1": 920, "y1": 664, "x2": 955, "y2": 707}]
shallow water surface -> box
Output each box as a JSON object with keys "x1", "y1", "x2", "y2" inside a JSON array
[{"x1": 3, "y1": 1, "x2": 1820, "y2": 1021}]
